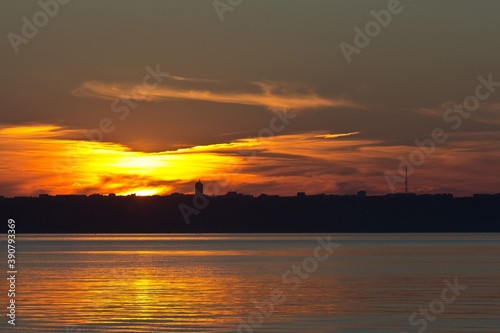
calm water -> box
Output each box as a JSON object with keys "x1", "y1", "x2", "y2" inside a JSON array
[{"x1": 2, "y1": 233, "x2": 499, "y2": 333}]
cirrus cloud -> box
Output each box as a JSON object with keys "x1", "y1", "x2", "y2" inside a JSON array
[{"x1": 72, "y1": 78, "x2": 362, "y2": 111}]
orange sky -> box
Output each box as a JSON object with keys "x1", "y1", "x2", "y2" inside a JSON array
[
  {"x1": 1, "y1": 123, "x2": 499, "y2": 197},
  {"x1": 2, "y1": 2, "x2": 500, "y2": 197}
]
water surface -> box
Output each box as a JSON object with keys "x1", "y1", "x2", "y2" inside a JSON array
[{"x1": 3, "y1": 233, "x2": 499, "y2": 332}]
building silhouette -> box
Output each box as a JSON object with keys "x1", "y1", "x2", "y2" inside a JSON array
[{"x1": 195, "y1": 180, "x2": 204, "y2": 195}]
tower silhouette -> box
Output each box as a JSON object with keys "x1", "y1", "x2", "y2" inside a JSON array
[{"x1": 195, "y1": 179, "x2": 204, "y2": 195}]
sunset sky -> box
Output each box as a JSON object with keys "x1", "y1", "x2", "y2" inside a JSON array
[{"x1": 1, "y1": 0, "x2": 500, "y2": 197}]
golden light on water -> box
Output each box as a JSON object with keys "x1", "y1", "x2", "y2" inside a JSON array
[{"x1": 23, "y1": 250, "x2": 251, "y2": 330}]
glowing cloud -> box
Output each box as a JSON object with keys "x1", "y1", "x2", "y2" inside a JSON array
[
  {"x1": 73, "y1": 79, "x2": 361, "y2": 111},
  {"x1": 0, "y1": 124, "x2": 239, "y2": 197},
  {"x1": 314, "y1": 132, "x2": 361, "y2": 139},
  {"x1": 1, "y1": 124, "x2": 499, "y2": 197}
]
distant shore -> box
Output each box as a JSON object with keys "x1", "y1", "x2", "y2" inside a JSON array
[{"x1": 1, "y1": 193, "x2": 499, "y2": 233}]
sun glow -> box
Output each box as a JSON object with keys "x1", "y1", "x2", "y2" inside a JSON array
[
  {"x1": 122, "y1": 189, "x2": 161, "y2": 196},
  {"x1": 0, "y1": 124, "x2": 241, "y2": 197},
  {"x1": 2, "y1": 124, "x2": 500, "y2": 197}
]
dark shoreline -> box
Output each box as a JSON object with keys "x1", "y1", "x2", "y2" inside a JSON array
[{"x1": 2, "y1": 194, "x2": 499, "y2": 233}]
